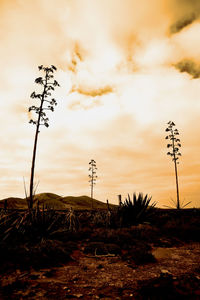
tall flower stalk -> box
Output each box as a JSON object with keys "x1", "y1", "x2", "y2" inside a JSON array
[
  {"x1": 29, "y1": 65, "x2": 59, "y2": 210},
  {"x1": 165, "y1": 121, "x2": 182, "y2": 209},
  {"x1": 88, "y1": 159, "x2": 97, "y2": 209}
]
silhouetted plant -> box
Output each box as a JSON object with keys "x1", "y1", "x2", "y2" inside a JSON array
[
  {"x1": 29, "y1": 65, "x2": 60, "y2": 210},
  {"x1": 91, "y1": 211, "x2": 107, "y2": 227},
  {"x1": 88, "y1": 159, "x2": 97, "y2": 209},
  {"x1": 66, "y1": 207, "x2": 80, "y2": 232},
  {"x1": 165, "y1": 121, "x2": 182, "y2": 209},
  {"x1": 0, "y1": 208, "x2": 65, "y2": 242},
  {"x1": 164, "y1": 197, "x2": 191, "y2": 209},
  {"x1": 0, "y1": 211, "x2": 21, "y2": 241},
  {"x1": 119, "y1": 193, "x2": 156, "y2": 226}
]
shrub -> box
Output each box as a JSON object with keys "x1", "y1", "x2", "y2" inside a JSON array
[
  {"x1": 119, "y1": 193, "x2": 156, "y2": 226},
  {"x1": 0, "y1": 208, "x2": 66, "y2": 243},
  {"x1": 0, "y1": 239, "x2": 72, "y2": 271},
  {"x1": 122, "y1": 243, "x2": 156, "y2": 265}
]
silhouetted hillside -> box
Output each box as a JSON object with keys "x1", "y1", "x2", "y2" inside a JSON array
[
  {"x1": 0, "y1": 193, "x2": 116, "y2": 210},
  {"x1": 0, "y1": 197, "x2": 27, "y2": 209}
]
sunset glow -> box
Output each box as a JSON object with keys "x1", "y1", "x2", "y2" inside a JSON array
[{"x1": 0, "y1": 0, "x2": 200, "y2": 207}]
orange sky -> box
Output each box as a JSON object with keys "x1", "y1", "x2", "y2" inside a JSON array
[{"x1": 0, "y1": 0, "x2": 200, "y2": 207}]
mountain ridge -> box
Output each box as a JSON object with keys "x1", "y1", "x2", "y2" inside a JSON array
[{"x1": 0, "y1": 193, "x2": 117, "y2": 210}]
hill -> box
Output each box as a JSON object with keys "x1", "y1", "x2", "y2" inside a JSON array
[
  {"x1": 0, "y1": 197, "x2": 27, "y2": 209},
  {"x1": 0, "y1": 193, "x2": 116, "y2": 210}
]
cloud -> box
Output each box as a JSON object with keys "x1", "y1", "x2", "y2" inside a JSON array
[
  {"x1": 170, "y1": 13, "x2": 197, "y2": 34},
  {"x1": 67, "y1": 84, "x2": 114, "y2": 110},
  {"x1": 67, "y1": 42, "x2": 86, "y2": 73},
  {"x1": 73, "y1": 85, "x2": 113, "y2": 97},
  {"x1": 169, "y1": 0, "x2": 200, "y2": 34},
  {"x1": 175, "y1": 60, "x2": 200, "y2": 78},
  {"x1": 68, "y1": 98, "x2": 102, "y2": 111}
]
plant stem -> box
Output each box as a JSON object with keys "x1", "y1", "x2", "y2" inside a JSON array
[
  {"x1": 174, "y1": 158, "x2": 180, "y2": 209},
  {"x1": 171, "y1": 130, "x2": 180, "y2": 209},
  {"x1": 29, "y1": 73, "x2": 47, "y2": 210},
  {"x1": 91, "y1": 165, "x2": 94, "y2": 209}
]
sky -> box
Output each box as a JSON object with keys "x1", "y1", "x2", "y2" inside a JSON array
[{"x1": 0, "y1": 0, "x2": 200, "y2": 207}]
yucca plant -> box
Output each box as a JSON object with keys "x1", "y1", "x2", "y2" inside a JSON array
[
  {"x1": 0, "y1": 207, "x2": 65, "y2": 242},
  {"x1": 119, "y1": 193, "x2": 156, "y2": 226},
  {"x1": 0, "y1": 211, "x2": 21, "y2": 242},
  {"x1": 20, "y1": 210, "x2": 62, "y2": 240}
]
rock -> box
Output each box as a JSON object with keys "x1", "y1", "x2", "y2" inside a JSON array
[
  {"x1": 73, "y1": 294, "x2": 83, "y2": 298},
  {"x1": 160, "y1": 269, "x2": 172, "y2": 277}
]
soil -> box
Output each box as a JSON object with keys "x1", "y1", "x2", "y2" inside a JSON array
[{"x1": 0, "y1": 242, "x2": 200, "y2": 299}]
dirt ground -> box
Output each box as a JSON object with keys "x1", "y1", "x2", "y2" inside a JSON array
[{"x1": 0, "y1": 242, "x2": 200, "y2": 299}]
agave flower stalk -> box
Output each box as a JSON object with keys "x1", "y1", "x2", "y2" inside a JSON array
[
  {"x1": 165, "y1": 121, "x2": 182, "y2": 209},
  {"x1": 88, "y1": 159, "x2": 97, "y2": 209},
  {"x1": 29, "y1": 65, "x2": 60, "y2": 210}
]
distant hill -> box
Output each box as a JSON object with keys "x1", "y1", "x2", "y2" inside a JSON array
[
  {"x1": 0, "y1": 197, "x2": 27, "y2": 209},
  {"x1": 0, "y1": 193, "x2": 117, "y2": 210}
]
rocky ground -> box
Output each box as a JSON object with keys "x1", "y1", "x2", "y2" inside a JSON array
[{"x1": 0, "y1": 242, "x2": 200, "y2": 299}]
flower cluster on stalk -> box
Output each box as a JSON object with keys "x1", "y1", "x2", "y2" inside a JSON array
[
  {"x1": 88, "y1": 159, "x2": 98, "y2": 186},
  {"x1": 165, "y1": 121, "x2": 181, "y2": 164},
  {"x1": 29, "y1": 65, "x2": 60, "y2": 128}
]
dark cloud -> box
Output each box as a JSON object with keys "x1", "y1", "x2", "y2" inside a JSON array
[
  {"x1": 169, "y1": 0, "x2": 200, "y2": 34},
  {"x1": 170, "y1": 13, "x2": 197, "y2": 34},
  {"x1": 175, "y1": 60, "x2": 200, "y2": 78}
]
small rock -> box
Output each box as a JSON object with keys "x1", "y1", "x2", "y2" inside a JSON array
[
  {"x1": 160, "y1": 269, "x2": 172, "y2": 277},
  {"x1": 73, "y1": 294, "x2": 83, "y2": 298}
]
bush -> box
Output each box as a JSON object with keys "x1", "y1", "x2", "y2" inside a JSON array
[
  {"x1": 122, "y1": 243, "x2": 156, "y2": 265},
  {"x1": 0, "y1": 239, "x2": 73, "y2": 271},
  {"x1": 119, "y1": 193, "x2": 156, "y2": 226},
  {"x1": 0, "y1": 208, "x2": 67, "y2": 243},
  {"x1": 162, "y1": 218, "x2": 200, "y2": 242}
]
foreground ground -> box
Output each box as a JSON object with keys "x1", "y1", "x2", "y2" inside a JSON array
[
  {"x1": 0, "y1": 241, "x2": 200, "y2": 299},
  {"x1": 0, "y1": 208, "x2": 200, "y2": 299}
]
